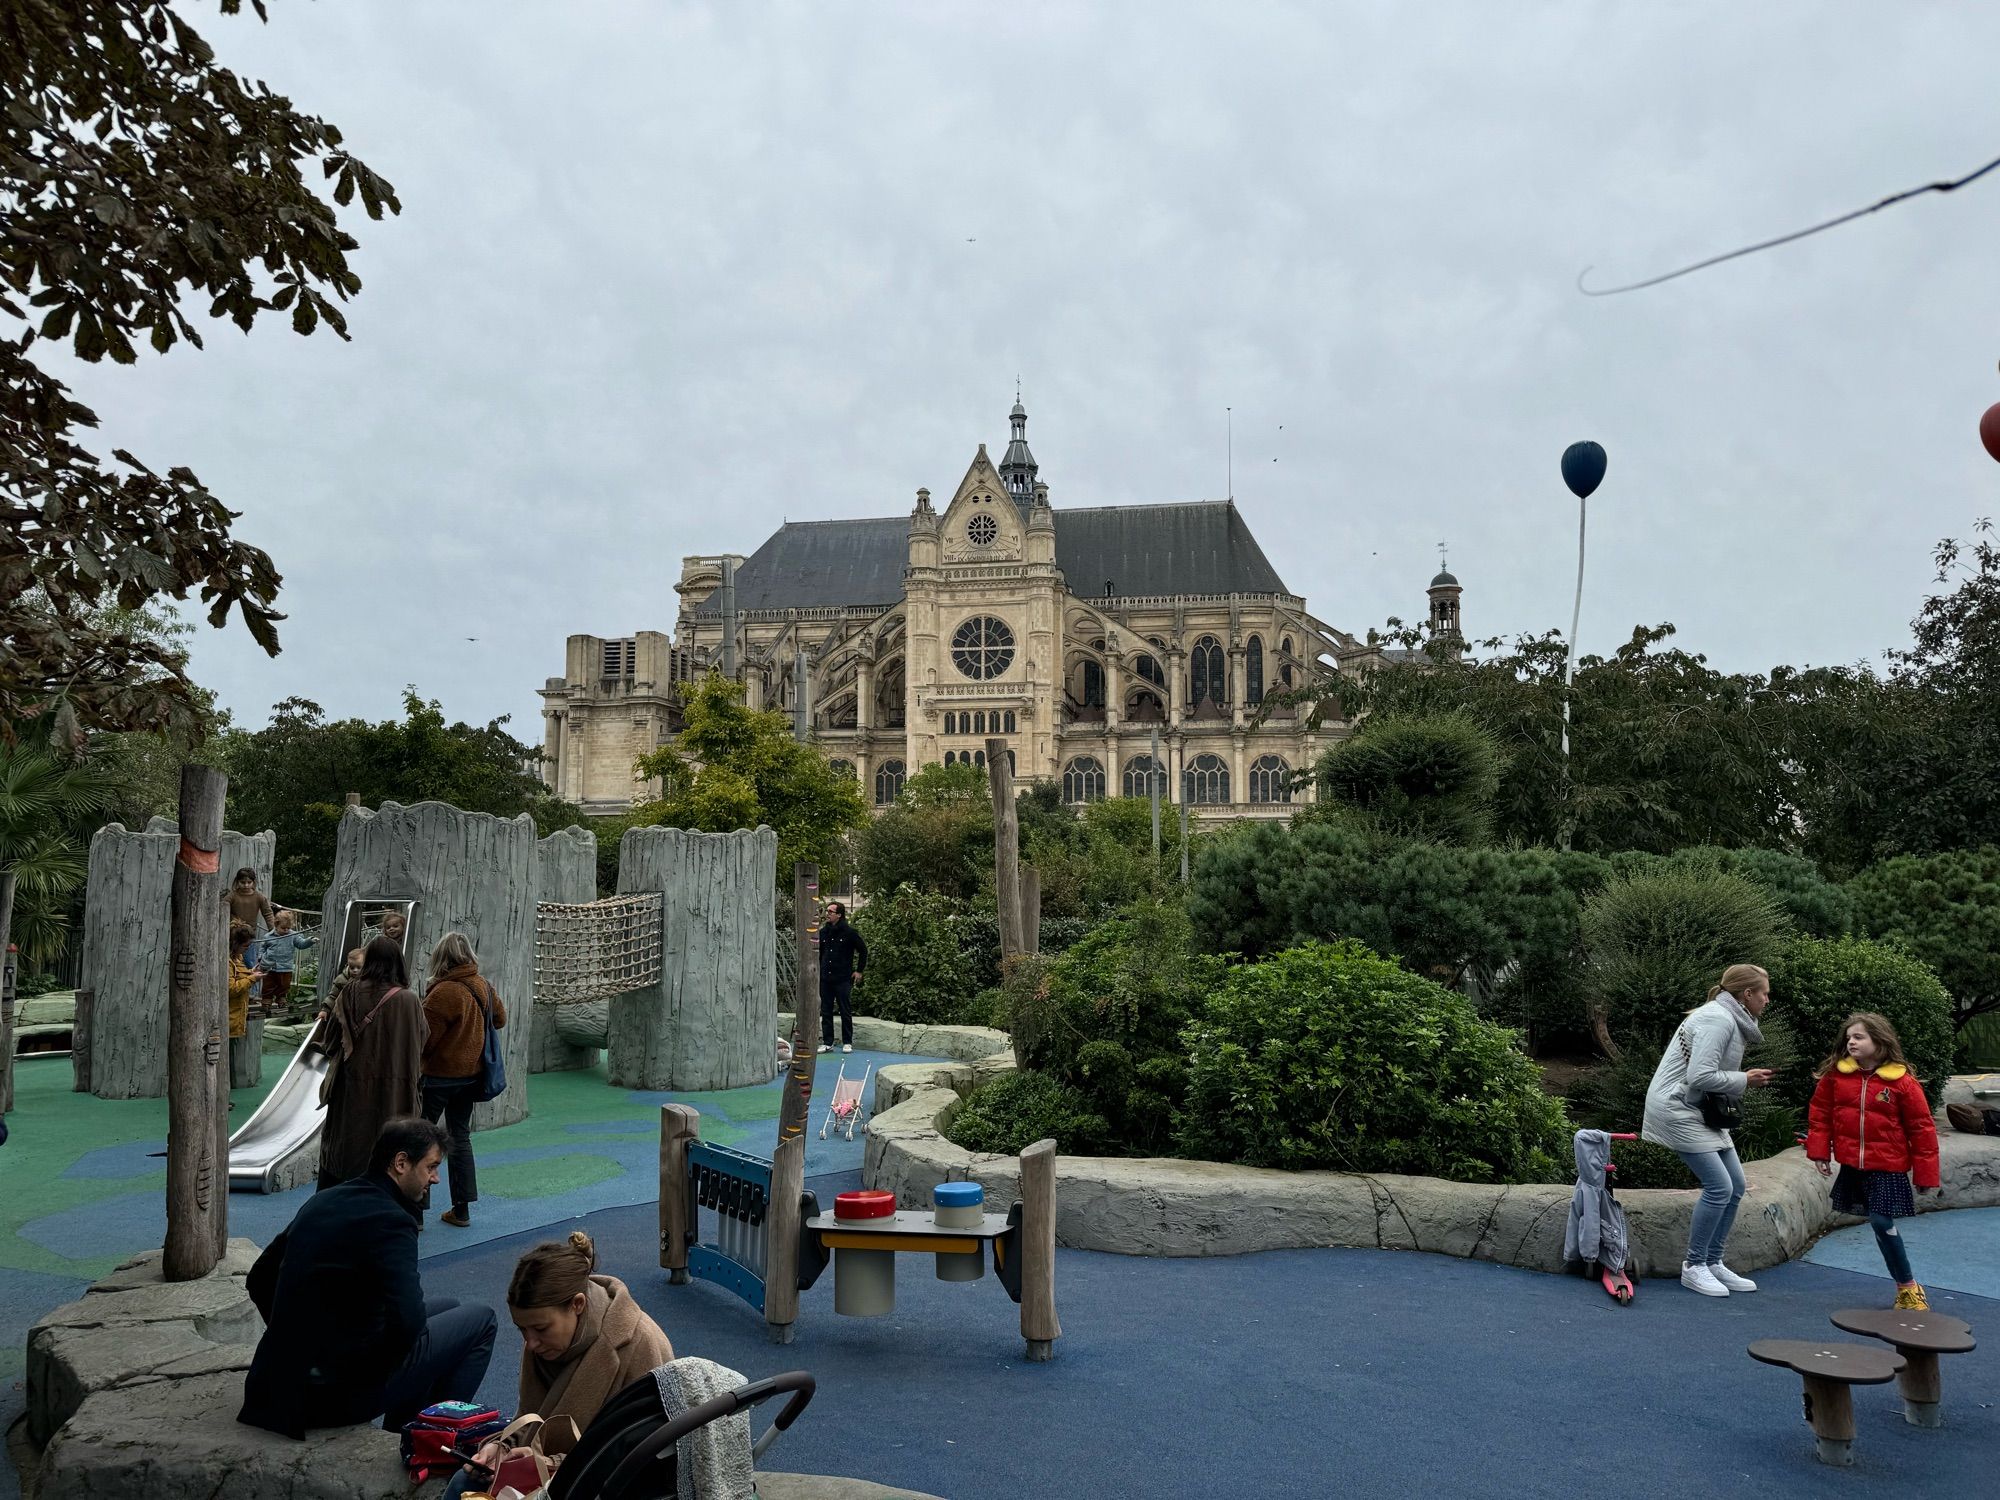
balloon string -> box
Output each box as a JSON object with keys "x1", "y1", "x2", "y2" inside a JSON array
[{"x1": 1578, "y1": 148, "x2": 2000, "y2": 296}]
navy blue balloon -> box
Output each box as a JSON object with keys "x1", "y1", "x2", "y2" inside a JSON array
[{"x1": 1561, "y1": 441, "x2": 1607, "y2": 499}]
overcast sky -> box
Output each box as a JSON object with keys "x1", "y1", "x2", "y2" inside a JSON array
[{"x1": 48, "y1": 2, "x2": 2000, "y2": 740}]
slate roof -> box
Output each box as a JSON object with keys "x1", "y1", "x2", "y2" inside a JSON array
[{"x1": 693, "y1": 500, "x2": 1294, "y2": 616}]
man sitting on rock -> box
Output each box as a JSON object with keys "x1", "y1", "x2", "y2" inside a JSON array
[{"x1": 239, "y1": 1117, "x2": 498, "y2": 1437}]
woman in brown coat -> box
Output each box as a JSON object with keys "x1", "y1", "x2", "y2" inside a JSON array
[
  {"x1": 421, "y1": 931, "x2": 507, "y2": 1228},
  {"x1": 315, "y1": 935, "x2": 426, "y2": 1189},
  {"x1": 449, "y1": 1231, "x2": 672, "y2": 1497}
]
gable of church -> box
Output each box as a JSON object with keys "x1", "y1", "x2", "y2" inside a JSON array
[{"x1": 939, "y1": 445, "x2": 1025, "y2": 564}]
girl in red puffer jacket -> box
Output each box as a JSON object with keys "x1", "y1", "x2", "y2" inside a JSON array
[{"x1": 1805, "y1": 1011, "x2": 1942, "y2": 1310}]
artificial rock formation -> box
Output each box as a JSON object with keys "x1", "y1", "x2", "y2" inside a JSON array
[
  {"x1": 531, "y1": 824, "x2": 601, "y2": 1073},
  {"x1": 610, "y1": 825, "x2": 777, "y2": 1090},
  {"x1": 81, "y1": 819, "x2": 275, "y2": 1100},
  {"x1": 320, "y1": 801, "x2": 537, "y2": 1129}
]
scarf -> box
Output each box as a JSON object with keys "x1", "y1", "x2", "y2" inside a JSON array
[
  {"x1": 1716, "y1": 991, "x2": 1765, "y2": 1049},
  {"x1": 519, "y1": 1276, "x2": 670, "y2": 1457}
]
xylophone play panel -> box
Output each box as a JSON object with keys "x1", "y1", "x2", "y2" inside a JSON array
[{"x1": 687, "y1": 1140, "x2": 774, "y2": 1311}]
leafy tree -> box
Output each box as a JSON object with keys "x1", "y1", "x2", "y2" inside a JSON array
[
  {"x1": 2, "y1": 0, "x2": 398, "y2": 736},
  {"x1": 1765, "y1": 936, "x2": 1957, "y2": 1102},
  {"x1": 1312, "y1": 713, "x2": 1501, "y2": 844},
  {"x1": 1846, "y1": 848, "x2": 2000, "y2": 1034},
  {"x1": 855, "y1": 774, "x2": 992, "y2": 900},
  {"x1": 222, "y1": 692, "x2": 574, "y2": 904},
  {"x1": 633, "y1": 675, "x2": 867, "y2": 887},
  {"x1": 849, "y1": 886, "x2": 987, "y2": 1026}
]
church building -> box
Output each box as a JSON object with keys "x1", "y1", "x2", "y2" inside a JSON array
[{"x1": 539, "y1": 404, "x2": 1463, "y2": 815}]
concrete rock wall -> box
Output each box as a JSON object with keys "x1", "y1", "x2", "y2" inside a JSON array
[
  {"x1": 531, "y1": 825, "x2": 601, "y2": 1073},
  {"x1": 320, "y1": 801, "x2": 538, "y2": 1129},
  {"x1": 611, "y1": 825, "x2": 777, "y2": 1091},
  {"x1": 81, "y1": 820, "x2": 275, "y2": 1100}
]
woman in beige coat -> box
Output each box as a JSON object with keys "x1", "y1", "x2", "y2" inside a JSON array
[{"x1": 315, "y1": 935, "x2": 426, "y2": 1189}]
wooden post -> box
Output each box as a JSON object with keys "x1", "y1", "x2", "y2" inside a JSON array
[
  {"x1": 230, "y1": 1014, "x2": 263, "y2": 1089},
  {"x1": 166, "y1": 765, "x2": 228, "y2": 1282},
  {"x1": 1019, "y1": 1137, "x2": 1060, "y2": 1361},
  {"x1": 776, "y1": 863, "x2": 820, "y2": 1147},
  {"x1": 0, "y1": 872, "x2": 16, "y2": 1115},
  {"x1": 71, "y1": 988, "x2": 94, "y2": 1093},
  {"x1": 659, "y1": 1103, "x2": 700, "y2": 1283},
  {"x1": 1019, "y1": 864, "x2": 1041, "y2": 957},
  {"x1": 988, "y1": 738, "x2": 1022, "y2": 962},
  {"x1": 764, "y1": 1133, "x2": 806, "y2": 1343},
  {"x1": 1802, "y1": 1374, "x2": 1857, "y2": 1464}
]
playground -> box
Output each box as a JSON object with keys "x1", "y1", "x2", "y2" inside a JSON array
[{"x1": 5, "y1": 792, "x2": 1999, "y2": 1499}]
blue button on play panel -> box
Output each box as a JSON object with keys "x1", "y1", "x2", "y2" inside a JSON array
[{"x1": 934, "y1": 1181, "x2": 984, "y2": 1207}]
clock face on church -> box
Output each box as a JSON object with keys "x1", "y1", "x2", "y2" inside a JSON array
[{"x1": 952, "y1": 616, "x2": 1015, "y2": 680}]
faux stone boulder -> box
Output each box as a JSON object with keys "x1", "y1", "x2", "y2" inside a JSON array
[
  {"x1": 27, "y1": 1239, "x2": 263, "y2": 1448},
  {"x1": 34, "y1": 1371, "x2": 413, "y2": 1500},
  {"x1": 611, "y1": 825, "x2": 777, "y2": 1091}
]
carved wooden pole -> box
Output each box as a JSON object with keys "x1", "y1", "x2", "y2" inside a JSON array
[
  {"x1": 0, "y1": 875, "x2": 15, "y2": 1116},
  {"x1": 767, "y1": 863, "x2": 820, "y2": 1344},
  {"x1": 1019, "y1": 1137, "x2": 1060, "y2": 1361},
  {"x1": 659, "y1": 1103, "x2": 700, "y2": 1282},
  {"x1": 1019, "y1": 863, "x2": 1041, "y2": 957},
  {"x1": 988, "y1": 738, "x2": 1022, "y2": 963},
  {"x1": 166, "y1": 765, "x2": 228, "y2": 1281},
  {"x1": 71, "y1": 988, "x2": 95, "y2": 1093}
]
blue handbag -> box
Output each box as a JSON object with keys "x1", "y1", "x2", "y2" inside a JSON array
[{"x1": 469, "y1": 977, "x2": 506, "y2": 1104}]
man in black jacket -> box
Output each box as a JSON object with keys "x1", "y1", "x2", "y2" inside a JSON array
[
  {"x1": 818, "y1": 900, "x2": 868, "y2": 1053},
  {"x1": 239, "y1": 1118, "x2": 497, "y2": 1437}
]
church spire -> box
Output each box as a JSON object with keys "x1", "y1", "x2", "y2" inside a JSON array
[{"x1": 998, "y1": 389, "x2": 1038, "y2": 508}]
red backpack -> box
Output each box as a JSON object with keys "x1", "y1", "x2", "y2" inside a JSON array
[{"x1": 399, "y1": 1399, "x2": 508, "y2": 1483}]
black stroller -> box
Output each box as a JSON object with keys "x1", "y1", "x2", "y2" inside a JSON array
[{"x1": 541, "y1": 1367, "x2": 815, "y2": 1500}]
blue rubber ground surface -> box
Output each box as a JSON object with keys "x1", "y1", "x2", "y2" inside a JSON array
[
  {"x1": 421, "y1": 1201, "x2": 1999, "y2": 1500},
  {"x1": 1804, "y1": 1206, "x2": 2000, "y2": 1300}
]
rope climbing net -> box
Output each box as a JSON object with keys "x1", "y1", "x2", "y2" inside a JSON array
[{"x1": 533, "y1": 893, "x2": 664, "y2": 1005}]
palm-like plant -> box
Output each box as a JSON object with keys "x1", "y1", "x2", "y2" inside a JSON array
[{"x1": 1, "y1": 742, "x2": 120, "y2": 972}]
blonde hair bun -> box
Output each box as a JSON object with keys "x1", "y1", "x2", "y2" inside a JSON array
[{"x1": 567, "y1": 1230, "x2": 597, "y2": 1268}]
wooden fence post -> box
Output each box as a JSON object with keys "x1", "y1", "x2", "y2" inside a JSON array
[
  {"x1": 0, "y1": 871, "x2": 17, "y2": 1115},
  {"x1": 166, "y1": 765, "x2": 228, "y2": 1282},
  {"x1": 71, "y1": 987, "x2": 95, "y2": 1093},
  {"x1": 764, "y1": 1133, "x2": 806, "y2": 1344},
  {"x1": 988, "y1": 738, "x2": 1022, "y2": 962},
  {"x1": 1019, "y1": 863, "x2": 1041, "y2": 957},
  {"x1": 777, "y1": 863, "x2": 820, "y2": 1146},
  {"x1": 659, "y1": 1103, "x2": 700, "y2": 1282},
  {"x1": 1020, "y1": 1137, "x2": 1060, "y2": 1361}
]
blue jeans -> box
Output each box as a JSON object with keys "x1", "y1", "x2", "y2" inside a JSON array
[
  {"x1": 1675, "y1": 1146, "x2": 1746, "y2": 1266},
  {"x1": 1869, "y1": 1213, "x2": 1915, "y2": 1284},
  {"x1": 377, "y1": 1295, "x2": 498, "y2": 1431}
]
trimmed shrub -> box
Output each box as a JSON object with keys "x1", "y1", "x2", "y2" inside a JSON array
[
  {"x1": 1312, "y1": 712, "x2": 1503, "y2": 845},
  {"x1": 1764, "y1": 936, "x2": 1957, "y2": 1105},
  {"x1": 1847, "y1": 847, "x2": 2000, "y2": 1035},
  {"x1": 944, "y1": 1070, "x2": 1110, "y2": 1156},
  {"x1": 1177, "y1": 940, "x2": 1572, "y2": 1184},
  {"x1": 1580, "y1": 868, "x2": 1786, "y2": 1052},
  {"x1": 849, "y1": 886, "x2": 982, "y2": 1026}
]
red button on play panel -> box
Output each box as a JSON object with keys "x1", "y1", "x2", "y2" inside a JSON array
[{"x1": 833, "y1": 1189, "x2": 897, "y2": 1221}]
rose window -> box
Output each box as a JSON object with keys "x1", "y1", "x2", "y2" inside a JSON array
[
  {"x1": 967, "y1": 513, "x2": 998, "y2": 547},
  {"x1": 951, "y1": 616, "x2": 1015, "y2": 680}
]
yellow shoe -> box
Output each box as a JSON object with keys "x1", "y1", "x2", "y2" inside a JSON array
[{"x1": 1894, "y1": 1282, "x2": 1929, "y2": 1312}]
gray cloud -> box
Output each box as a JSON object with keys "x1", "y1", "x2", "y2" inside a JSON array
[{"x1": 46, "y1": 1, "x2": 2000, "y2": 738}]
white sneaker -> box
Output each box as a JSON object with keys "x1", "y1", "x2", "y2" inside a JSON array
[
  {"x1": 1711, "y1": 1264, "x2": 1757, "y2": 1293},
  {"x1": 816, "y1": 1044, "x2": 832, "y2": 1054},
  {"x1": 842, "y1": 1043, "x2": 853, "y2": 1053},
  {"x1": 1681, "y1": 1263, "x2": 1730, "y2": 1297}
]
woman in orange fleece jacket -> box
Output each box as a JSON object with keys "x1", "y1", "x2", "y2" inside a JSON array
[
  {"x1": 420, "y1": 931, "x2": 506, "y2": 1228},
  {"x1": 1804, "y1": 1011, "x2": 1942, "y2": 1310}
]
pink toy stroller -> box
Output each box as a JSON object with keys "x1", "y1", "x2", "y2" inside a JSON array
[{"x1": 817, "y1": 1059, "x2": 873, "y2": 1141}]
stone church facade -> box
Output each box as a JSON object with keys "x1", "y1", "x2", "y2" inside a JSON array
[{"x1": 540, "y1": 404, "x2": 1464, "y2": 816}]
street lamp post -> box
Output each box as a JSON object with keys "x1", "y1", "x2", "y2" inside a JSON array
[{"x1": 1558, "y1": 441, "x2": 1608, "y2": 853}]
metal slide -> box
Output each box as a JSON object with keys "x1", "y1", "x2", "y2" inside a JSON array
[{"x1": 226, "y1": 1027, "x2": 329, "y2": 1192}]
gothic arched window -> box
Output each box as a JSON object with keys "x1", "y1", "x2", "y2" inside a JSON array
[
  {"x1": 1135, "y1": 653, "x2": 1165, "y2": 689},
  {"x1": 1192, "y1": 635, "x2": 1224, "y2": 707},
  {"x1": 1004, "y1": 710, "x2": 1017, "y2": 733},
  {"x1": 1122, "y1": 754, "x2": 1165, "y2": 799},
  {"x1": 973, "y1": 748, "x2": 987, "y2": 769},
  {"x1": 1185, "y1": 753, "x2": 1230, "y2": 805},
  {"x1": 1248, "y1": 753, "x2": 1290, "y2": 803},
  {"x1": 1062, "y1": 756, "x2": 1106, "y2": 803},
  {"x1": 1081, "y1": 659, "x2": 1104, "y2": 708},
  {"x1": 943, "y1": 750, "x2": 957, "y2": 767},
  {"x1": 944, "y1": 711, "x2": 957, "y2": 735},
  {"x1": 874, "y1": 760, "x2": 906, "y2": 806},
  {"x1": 827, "y1": 759, "x2": 855, "y2": 780},
  {"x1": 1127, "y1": 689, "x2": 1164, "y2": 722},
  {"x1": 1280, "y1": 636, "x2": 1294, "y2": 688},
  {"x1": 1246, "y1": 636, "x2": 1264, "y2": 706}
]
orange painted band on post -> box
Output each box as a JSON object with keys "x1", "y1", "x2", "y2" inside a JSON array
[{"x1": 177, "y1": 840, "x2": 220, "y2": 874}]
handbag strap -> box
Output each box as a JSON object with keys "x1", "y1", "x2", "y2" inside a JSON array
[{"x1": 357, "y1": 985, "x2": 404, "y2": 1032}]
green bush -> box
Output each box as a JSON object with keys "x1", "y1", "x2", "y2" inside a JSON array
[
  {"x1": 1764, "y1": 936, "x2": 1957, "y2": 1104},
  {"x1": 849, "y1": 887, "x2": 984, "y2": 1025},
  {"x1": 1847, "y1": 847, "x2": 2000, "y2": 1036},
  {"x1": 943, "y1": 1070, "x2": 1110, "y2": 1156},
  {"x1": 1006, "y1": 899, "x2": 1223, "y2": 1154},
  {"x1": 17, "y1": 972, "x2": 66, "y2": 998},
  {"x1": 1177, "y1": 940, "x2": 1572, "y2": 1183},
  {"x1": 1312, "y1": 713, "x2": 1503, "y2": 845},
  {"x1": 1580, "y1": 868, "x2": 1786, "y2": 1052}
]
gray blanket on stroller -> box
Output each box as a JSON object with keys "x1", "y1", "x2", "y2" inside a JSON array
[
  {"x1": 653, "y1": 1356, "x2": 755, "y2": 1500},
  {"x1": 1563, "y1": 1129, "x2": 1629, "y2": 1273}
]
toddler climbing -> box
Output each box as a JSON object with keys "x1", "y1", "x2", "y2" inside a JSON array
[{"x1": 1804, "y1": 1011, "x2": 1942, "y2": 1310}]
